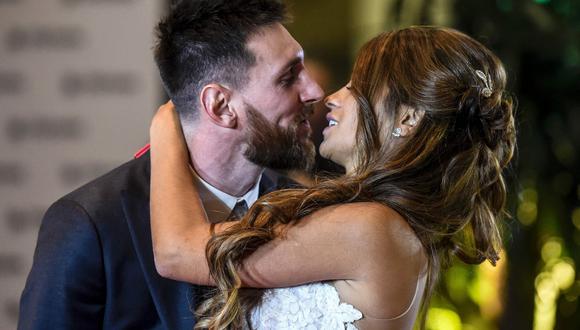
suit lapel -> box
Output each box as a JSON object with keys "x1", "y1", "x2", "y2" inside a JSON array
[
  {"x1": 259, "y1": 172, "x2": 277, "y2": 196},
  {"x1": 260, "y1": 170, "x2": 301, "y2": 195},
  {"x1": 118, "y1": 162, "x2": 290, "y2": 329},
  {"x1": 121, "y1": 190, "x2": 196, "y2": 330}
]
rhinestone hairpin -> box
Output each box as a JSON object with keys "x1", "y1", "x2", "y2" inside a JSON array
[
  {"x1": 392, "y1": 127, "x2": 402, "y2": 137},
  {"x1": 475, "y1": 70, "x2": 493, "y2": 98}
]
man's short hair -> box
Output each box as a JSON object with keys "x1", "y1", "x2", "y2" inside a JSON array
[{"x1": 154, "y1": 0, "x2": 288, "y2": 122}]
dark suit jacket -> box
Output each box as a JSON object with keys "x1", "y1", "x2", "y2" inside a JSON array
[{"x1": 18, "y1": 151, "x2": 282, "y2": 330}]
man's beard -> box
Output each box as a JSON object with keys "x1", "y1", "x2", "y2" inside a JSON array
[{"x1": 243, "y1": 106, "x2": 315, "y2": 172}]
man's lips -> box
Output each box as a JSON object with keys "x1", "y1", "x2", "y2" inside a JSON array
[
  {"x1": 292, "y1": 105, "x2": 314, "y2": 138},
  {"x1": 297, "y1": 118, "x2": 311, "y2": 138}
]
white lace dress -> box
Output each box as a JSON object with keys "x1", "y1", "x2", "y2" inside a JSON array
[{"x1": 249, "y1": 282, "x2": 363, "y2": 329}]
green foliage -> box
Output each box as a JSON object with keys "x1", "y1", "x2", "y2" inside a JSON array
[
  {"x1": 289, "y1": 0, "x2": 580, "y2": 328},
  {"x1": 438, "y1": 0, "x2": 580, "y2": 329}
]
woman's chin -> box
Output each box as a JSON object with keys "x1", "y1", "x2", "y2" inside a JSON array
[
  {"x1": 318, "y1": 142, "x2": 330, "y2": 159},
  {"x1": 318, "y1": 144, "x2": 342, "y2": 166}
]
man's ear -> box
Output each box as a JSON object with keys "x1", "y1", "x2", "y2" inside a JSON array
[
  {"x1": 397, "y1": 105, "x2": 425, "y2": 137},
  {"x1": 199, "y1": 84, "x2": 237, "y2": 128}
]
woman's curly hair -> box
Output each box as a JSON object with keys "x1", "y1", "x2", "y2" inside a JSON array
[{"x1": 195, "y1": 26, "x2": 516, "y2": 330}]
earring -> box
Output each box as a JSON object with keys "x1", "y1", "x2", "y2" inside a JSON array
[{"x1": 392, "y1": 127, "x2": 402, "y2": 137}]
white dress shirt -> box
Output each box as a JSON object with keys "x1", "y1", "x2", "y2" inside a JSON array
[{"x1": 192, "y1": 170, "x2": 262, "y2": 223}]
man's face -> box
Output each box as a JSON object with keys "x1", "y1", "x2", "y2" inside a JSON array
[
  {"x1": 244, "y1": 105, "x2": 316, "y2": 172},
  {"x1": 233, "y1": 23, "x2": 324, "y2": 170}
]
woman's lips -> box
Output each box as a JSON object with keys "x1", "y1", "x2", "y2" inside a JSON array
[{"x1": 323, "y1": 115, "x2": 338, "y2": 136}]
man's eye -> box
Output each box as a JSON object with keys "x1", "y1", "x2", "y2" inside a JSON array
[
  {"x1": 280, "y1": 65, "x2": 302, "y2": 87},
  {"x1": 280, "y1": 75, "x2": 297, "y2": 87}
]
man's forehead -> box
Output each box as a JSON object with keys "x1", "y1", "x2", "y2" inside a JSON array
[{"x1": 246, "y1": 24, "x2": 304, "y2": 70}]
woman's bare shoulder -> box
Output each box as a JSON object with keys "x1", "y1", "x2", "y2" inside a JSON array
[
  {"x1": 327, "y1": 202, "x2": 421, "y2": 248},
  {"x1": 307, "y1": 201, "x2": 425, "y2": 272},
  {"x1": 329, "y1": 203, "x2": 427, "y2": 320},
  {"x1": 312, "y1": 202, "x2": 400, "y2": 222}
]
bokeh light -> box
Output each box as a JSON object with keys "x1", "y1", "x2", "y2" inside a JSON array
[{"x1": 426, "y1": 308, "x2": 462, "y2": 330}]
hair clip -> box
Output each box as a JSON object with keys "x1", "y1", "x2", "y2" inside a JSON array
[
  {"x1": 475, "y1": 70, "x2": 493, "y2": 98},
  {"x1": 392, "y1": 127, "x2": 402, "y2": 137}
]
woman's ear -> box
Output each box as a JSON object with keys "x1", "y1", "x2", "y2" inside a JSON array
[
  {"x1": 199, "y1": 84, "x2": 237, "y2": 128},
  {"x1": 396, "y1": 105, "x2": 425, "y2": 137}
]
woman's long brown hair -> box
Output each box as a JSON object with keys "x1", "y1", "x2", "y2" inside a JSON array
[{"x1": 194, "y1": 26, "x2": 516, "y2": 329}]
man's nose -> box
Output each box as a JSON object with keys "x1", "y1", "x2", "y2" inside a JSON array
[{"x1": 300, "y1": 72, "x2": 324, "y2": 105}]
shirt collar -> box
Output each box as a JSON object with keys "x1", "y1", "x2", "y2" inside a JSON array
[{"x1": 193, "y1": 169, "x2": 262, "y2": 210}]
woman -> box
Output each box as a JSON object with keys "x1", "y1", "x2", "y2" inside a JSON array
[{"x1": 150, "y1": 26, "x2": 516, "y2": 329}]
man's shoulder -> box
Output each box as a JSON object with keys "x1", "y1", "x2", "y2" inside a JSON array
[{"x1": 60, "y1": 152, "x2": 150, "y2": 212}]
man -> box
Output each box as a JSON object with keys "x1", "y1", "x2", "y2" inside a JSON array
[{"x1": 18, "y1": 1, "x2": 323, "y2": 329}]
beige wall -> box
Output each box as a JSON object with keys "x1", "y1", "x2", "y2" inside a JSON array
[
  {"x1": 0, "y1": 0, "x2": 162, "y2": 327},
  {"x1": 0, "y1": 0, "x2": 455, "y2": 327}
]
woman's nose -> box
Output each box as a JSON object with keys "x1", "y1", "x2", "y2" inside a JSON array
[{"x1": 324, "y1": 94, "x2": 339, "y2": 109}]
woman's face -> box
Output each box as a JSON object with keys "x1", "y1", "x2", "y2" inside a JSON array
[{"x1": 319, "y1": 83, "x2": 359, "y2": 172}]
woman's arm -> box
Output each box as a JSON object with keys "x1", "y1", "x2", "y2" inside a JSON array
[
  {"x1": 149, "y1": 103, "x2": 424, "y2": 296},
  {"x1": 149, "y1": 101, "x2": 227, "y2": 283}
]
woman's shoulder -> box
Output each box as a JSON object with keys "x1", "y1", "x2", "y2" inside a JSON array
[
  {"x1": 332, "y1": 201, "x2": 396, "y2": 216},
  {"x1": 316, "y1": 201, "x2": 400, "y2": 223},
  {"x1": 328, "y1": 202, "x2": 417, "y2": 243},
  {"x1": 311, "y1": 201, "x2": 425, "y2": 268},
  {"x1": 328, "y1": 203, "x2": 427, "y2": 321}
]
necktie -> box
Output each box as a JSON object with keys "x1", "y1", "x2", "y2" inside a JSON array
[
  {"x1": 196, "y1": 200, "x2": 250, "y2": 306},
  {"x1": 227, "y1": 200, "x2": 249, "y2": 221}
]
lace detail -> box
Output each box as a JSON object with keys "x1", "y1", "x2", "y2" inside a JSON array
[{"x1": 250, "y1": 282, "x2": 362, "y2": 329}]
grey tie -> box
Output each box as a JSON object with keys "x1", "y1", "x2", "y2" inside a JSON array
[{"x1": 227, "y1": 200, "x2": 249, "y2": 221}]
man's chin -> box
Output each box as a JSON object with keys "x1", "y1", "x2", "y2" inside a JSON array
[
  {"x1": 244, "y1": 108, "x2": 316, "y2": 172},
  {"x1": 297, "y1": 135, "x2": 313, "y2": 147}
]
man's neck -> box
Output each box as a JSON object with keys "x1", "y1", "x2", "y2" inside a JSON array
[{"x1": 187, "y1": 132, "x2": 263, "y2": 197}]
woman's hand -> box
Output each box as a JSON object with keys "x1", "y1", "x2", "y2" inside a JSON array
[
  {"x1": 149, "y1": 100, "x2": 189, "y2": 163},
  {"x1": 150, "y1": 100, "x2": 214, "y2": 283}
]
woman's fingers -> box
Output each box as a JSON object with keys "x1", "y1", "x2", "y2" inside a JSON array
[
  {"x1": 150, "y1": 100, "x2": 179, "y2": 139},
  {"x1": 150, "y1": 100, "x2": 190, "y2": 161}
]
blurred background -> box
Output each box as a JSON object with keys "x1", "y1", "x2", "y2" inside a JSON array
[{"x1": 1, "y1": 0, "x2": 579, "y2": 329}]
